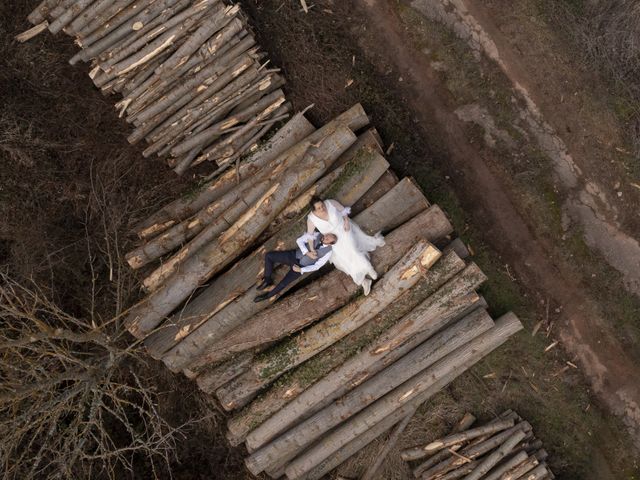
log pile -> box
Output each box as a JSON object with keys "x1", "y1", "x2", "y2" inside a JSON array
[
  {"x1": 401, "y1": 410, "x2": 555, "y2": 480},
  {"x1": 21, "y1": 0, "x2": 289, "y2": 174},
  {"x1": 102, "y1": 102, "x2": 522, "y2": 478}
]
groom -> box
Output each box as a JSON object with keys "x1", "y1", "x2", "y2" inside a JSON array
[{"x1": 254, "y1": 231, "x2": 338, "y2": 302}]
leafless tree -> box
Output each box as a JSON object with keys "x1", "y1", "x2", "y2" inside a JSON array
[{"x1": 0, "y1": 271, "x2": 184, "y2": 479}]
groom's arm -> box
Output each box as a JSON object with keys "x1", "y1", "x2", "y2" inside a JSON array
[{"x1": 298, "y1": 251, "x2": 332, "y2": 274}]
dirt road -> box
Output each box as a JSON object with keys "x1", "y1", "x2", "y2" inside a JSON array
[{"x1": 353, "y1": 0, "x2": 640, "y2": 449}]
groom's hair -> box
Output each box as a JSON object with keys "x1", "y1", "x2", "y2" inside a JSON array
[
  {"x1": 322, "y1": 233, "x2": 337, "y2": 245},
  {"x1": 309, "y1": 195, "x2": 324, "y2": 211}
]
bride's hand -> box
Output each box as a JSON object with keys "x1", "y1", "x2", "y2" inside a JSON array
[
  {"x1": 343, "y1": 217, "x2": 350, "y2": 231},
  {"x1": 307, "y1": 251, "x2": 318, "y2": 260}
]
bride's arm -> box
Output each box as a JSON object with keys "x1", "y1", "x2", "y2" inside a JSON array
[
  {"x1": 328, "y1": 199, "x2": 351, "y2": 231},
  {"x1": 306, "y1": 217, "x2": 318, "y2": 255}
]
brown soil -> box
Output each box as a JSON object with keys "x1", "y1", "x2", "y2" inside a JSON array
[{"x1": 350, "y1": 0, "x2": 640, "y2": 450}]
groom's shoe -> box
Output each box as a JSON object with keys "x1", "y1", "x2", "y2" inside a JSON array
[
  {"x1": 362, "y1": 278, "x2": 372, "y2": 296},
  {"x1": 256, "y1": 279, "x2": 273, "y2": 292},
  {"x1": 254, "y1": 293, "x2": 272, "y2": 303}
]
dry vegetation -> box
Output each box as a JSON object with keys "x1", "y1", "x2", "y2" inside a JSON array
[{"x1": 542, "y1": 0, "x2": 640, "y2": 156}]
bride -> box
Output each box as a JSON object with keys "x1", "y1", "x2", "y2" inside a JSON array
[{"x1": 306, "y1": 196, "x2": 384, "y2": 295}]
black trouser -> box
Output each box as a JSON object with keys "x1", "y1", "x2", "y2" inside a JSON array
[{"x1": 263, "y1": 250, "x2": 301, "y2": 298}]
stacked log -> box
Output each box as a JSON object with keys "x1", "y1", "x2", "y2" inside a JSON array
[
  {"x1": 402, "y1": 410, "x2": 554, "y2": 480},
  {"x1": 21, "y1": 0, "x2": 291, "y2": 174}
]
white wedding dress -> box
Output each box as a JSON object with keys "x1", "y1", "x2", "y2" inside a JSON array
[{"x1": 308, "y1": 200, "x2": 385, "y2": 285}]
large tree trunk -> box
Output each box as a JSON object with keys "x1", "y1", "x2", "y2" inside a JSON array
[
  {"x1": 215, "y1": 241, "x2": 442, "y2": 410},
  {"x1": 245, "y1": 261, "x2": 486, "y2": 453},
  {"x1": 131, "y1": 112, "x2": 315, "y2": 240},
  {"x1": 171, "y1": 202, "x2": 452, "y2": 375},
  {"x1": 279, "y1": 314, "x2": 523, "y2": 480},
  {"x1": 124, "y1": 126, "x2": 357, "y2": 338},
  {"x1": 246, "y1": 309, "x2": 495, "y2": 475},
  {"x1": 226, "y1": 250, "x2": 470, "y2": 447},
  {"x1": 142, "y1": 148, "x2": 396, "y2": 360}
]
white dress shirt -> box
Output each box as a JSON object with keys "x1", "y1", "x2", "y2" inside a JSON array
[{"x1": 296, "y1": 232, "x2": 333, "y2": 273}]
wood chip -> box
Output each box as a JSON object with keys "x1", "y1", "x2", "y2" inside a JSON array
[
  {"x1": 531, "y1": 320, "x2": 544, "y2": 337},
  {"x1": 544, "y1": 341, "x2": 558, "y2": 352}
]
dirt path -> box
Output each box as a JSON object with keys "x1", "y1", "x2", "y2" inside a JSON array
[{"x1": 354, "y1": 0, "x2": 640, "y2": 449}]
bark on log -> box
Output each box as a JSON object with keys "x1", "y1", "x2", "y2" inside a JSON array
[
  {"x1": 27, "y1": 0, "x2": 59, "y2": 24},
  {"x1": 216, "y1": 241, "x2": 442, "y2": 410},
  {"x1": 250, "y1": 309, "x2": 495, "y2": 475},
  {"x1": 96, "y1": 0, "x2": 190, "y2": 69},
  {"x1": 195, "y1": 351, "x2": 254, "y2": 394},
  {"x1": 125, "y1": 39, "x2": 255, "y2": 135},
  {"x1": 245, "y1": 261, "x2": 485, "y2": 454},
  {"x1": 482, "y1": 451, "x2": 529, "y2": 480},
  {"x1": 77, "y1": 0, "x2": 162, "y2": 52},
  {"x1": 48, "y1": 0, "x2": 93, "y2": 34},
  {"x1": 156, "y1": 4, "x2": 239, "y2": 75},
  {"x1": 142, "y1": 137, "x2": 387, "y2": 360},
  {"x1": 226, "y1": 251, "x2": 471, "y2": 447},
  {"x1": 517, "y1": 465, "x2": 549, "y2": 480},
  {"x1": 351, "y1": 170, "x2": 398, "y2": 213},
  {"x1": 360, "y1": 407, "x2": 416, "y2": 480},
  {"x1": 499, "y1": 456, "x2": 539, "y2": 480},
  {"x1": 434, "y1": 461, "x2": 480, "y2": 480},
  {"x1": 462, "y1": 430, "x2": 527, "y2": 480},
  {"x1": 420, "y1": 418, "x2": 515, "y2": 455},
  {"x1": 69, "y1": 0, "x2": 115, "y2": 34},
  {"x1": 132, "y1": 112, "x2": 314, "y2": 240},
  {"x1": 124, "y1": 126, "x2": 356, "y2": 339},
  {"x1": 279, "y1": 314, "x2": 523, "y2": 479},
  {"x1": 171, "y1": 90, "x2": 285, "y2": 157},
  {"x1": 109, "y1": 2, "x2": 213, "y2": 77},
  {"x1": 421, "y1": 421, "x2": 532, "y2": 479},
  {"x1": 15, "y1": 22, "x2": 50, "y2": 42},
  {"x1": 177, "y1": 199, "x2": 448, "y2": 375},
  {"x1": 126, "y1": 114, "x2": 303, "y2": 270},
  {"x1": 75, "y1": 0, "x2": 134, "y2": 40},
  {"x1": 170, "y1": 87, "x2": 285, "y2": 157}
]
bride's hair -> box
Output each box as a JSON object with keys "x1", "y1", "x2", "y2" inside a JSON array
[{"x1": 309, "y1": 195, "x2": 324, "y2": 211}]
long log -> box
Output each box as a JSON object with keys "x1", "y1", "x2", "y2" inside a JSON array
[
  {"x1": 216, "y1": 241, "x2": 442, "y2": 409},
  {"x1": 245, "y1": 261, "x2": 485, "y2": 453},
  {"x1": 249, "y1": 309, "x2": 495, "y2": 475},
  {"x1": 360, "y1": 407, "x2": 416, "y2": 480},
  {"x1": 482, "y1": 451, "x2": 529, "y2": 480},
  {"x1": 124, "y1": 126, "x2": 357, "y2": 338},
  {"x1": 194, "y1": 351, "x2": 254, "y2": 394},
  {"x1": 499, "y1": 455, "x2": 539, "y2": 480},
  {"x1": 463, "y1": 430, "x2": 527, "y2": 480},
  {"x1": 409, "y1": 415, "x2": 480, "y2": 475},
  {"x1": 281, "y1": 314, "x2": 524, "y2": 479},
  {"x1": 419, "y1": 418, "x2": 515, "y2": 455},
  {"x1": 143, "y1": 145, "x2": 392, "y2": 359},
  {"x1": 176, "y1": 199, "x2": 449, "y2": 375},
  {"x1": 133, "y1": 112, "x2": 315, "y2": 240}
]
